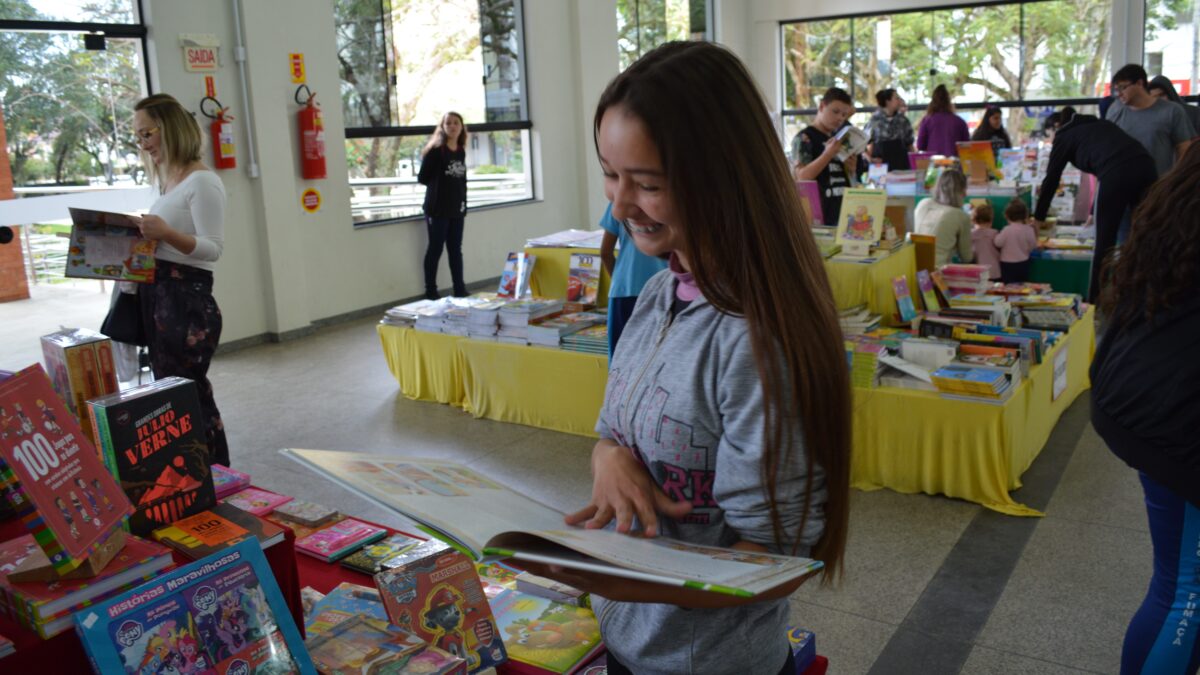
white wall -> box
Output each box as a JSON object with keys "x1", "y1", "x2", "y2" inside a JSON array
[{"x1": 142, "y1": 0, "x2": 614, "y2": 344}]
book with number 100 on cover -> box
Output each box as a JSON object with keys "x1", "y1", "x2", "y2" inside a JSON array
[{"x1": 281, "y1": 448, "x2": 824, "y2": 598}]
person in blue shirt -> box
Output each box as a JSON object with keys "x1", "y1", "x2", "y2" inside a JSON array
[{"x1": 598, "y1": 202, "x2": 668, "y2": 358}]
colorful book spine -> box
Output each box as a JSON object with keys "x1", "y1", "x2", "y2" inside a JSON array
[{"x1": 295, "y1": 518, "x2": 387, "y2": 562}]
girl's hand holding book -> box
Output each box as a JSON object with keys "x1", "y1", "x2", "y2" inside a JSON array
[{"x1": 564, "y1": 439, "x2": 692, "y2": 537}]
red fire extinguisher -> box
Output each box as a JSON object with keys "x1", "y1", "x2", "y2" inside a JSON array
[
  {"x1": 200, "y1": 97, "x2": 236, "y2": 170},
  {"x1": 296, "y1": 86, "x2": 326, "y2": 180}
]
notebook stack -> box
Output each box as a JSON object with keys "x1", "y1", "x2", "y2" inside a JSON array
[
  {"x1": 561, "y1": 324, "x2": 608, "y2": 355},
  {"x1": 528, "y1": 311, "x2": 607, "y2": 348},
  {"x1": 497, "y1": 298, "x2": 564, "y2": 345},
  {"x1": 467, "y1": 297, "x2": 509, "y2": 340},
  {"x1": 383, "y1": 298, "x2": 450, "y2": 328}
]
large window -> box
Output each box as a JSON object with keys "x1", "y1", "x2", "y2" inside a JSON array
[
  {"x1": 617, "y1": 0, "x2": 710, "y2": 71},
  {"x1": 782, "y1": 1, "x2": 1114, "y2": 147},
  {"x1": 1, "y1": 1, "x2": 149, "y2": 286},
  {"x1": 1144, "y1": 0, "x2": 1199, "y2": 102},
  {"x1": 337, "y1": 0, "x2": 533, "y2": 226}
]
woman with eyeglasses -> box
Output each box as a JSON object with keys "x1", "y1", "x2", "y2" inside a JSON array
[{"x1": 129, "y1": 93, "x2": 230, "y2": 467}]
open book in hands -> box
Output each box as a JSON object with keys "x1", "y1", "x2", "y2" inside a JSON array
[{"x1": 280, "y1": 448, "x2": 823, "y2": 598}]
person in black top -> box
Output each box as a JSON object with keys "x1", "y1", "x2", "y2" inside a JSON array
[
  {"x1": 1033, "y1": 107, "x2": 1157, "y2": 302},
  {"x1": 970, "y1": 106, "x2": 1012, "y2": 157},
  {"x1": 1090, "y1": 143, "x2": 1200, "y2": 675},
  {"x1": 793, "y1": 87, "x2": 856, "y2": 224},
  {"x1": 418, "y1": 111, "x2": 469, "y2": 299}
]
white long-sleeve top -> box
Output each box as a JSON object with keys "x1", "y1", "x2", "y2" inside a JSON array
[{"x1": 148, "y1": 170, "x2": 226, "y2": 271}]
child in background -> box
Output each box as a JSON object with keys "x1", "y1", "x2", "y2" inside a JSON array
[
  {"x1": 993, "y1": 199, "x2": 1039, "y2": 283},
  {"x1": 598, "y1": 202, "x2": 668, "y2": 359},
  {"x1": 970, "y1": 203, "x2": 1001, "y2": 281}
]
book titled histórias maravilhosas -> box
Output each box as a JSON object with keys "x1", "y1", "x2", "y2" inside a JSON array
[
  {"x1": 73, "y1": 538, "x2": 317, "y2": 674},
  {"x1": 87, "y1": 377, "x2": 217, "y2": 537},
  {"x1": 0, "y1": 365, "x2": 134, "y2": 574},
  {"x1": 65, "y1": 207, "x2": 157, "y2": 283},
  {"x1": 280, "y1": 448, "x2": 825, "y2": 598}
]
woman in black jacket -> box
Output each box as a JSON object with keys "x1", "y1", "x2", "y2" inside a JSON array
[
  {"x1": 1091, "y1": 142, "x2": 1200, "y2": 675},
  {"x1": 417, "y1": 112, "x2": 469, "y2": 299}
]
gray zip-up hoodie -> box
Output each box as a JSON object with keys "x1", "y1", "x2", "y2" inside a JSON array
[{"x1": 593, "y1": 268, "x2": 827, "y2": 675}]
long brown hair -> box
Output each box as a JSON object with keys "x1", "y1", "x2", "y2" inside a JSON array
[
  {"x1": 1102, "y1": 142, "x2": 1200, "y2": 328},
  {"x1": 926, "y1": 84, "x2": 954, "y2": 116},
  {"x1": 595, "y1": 41, "x2": 851, "y2": 579},
  {"x1": 422, "y1": 111, "x2": 468, "y2": 157}
]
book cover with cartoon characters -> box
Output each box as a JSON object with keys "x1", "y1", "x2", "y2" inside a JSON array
[
  {"x1": 374, "y1": 539, "x2": 507, "y2": 674},
  {"x1": 0, "y1": 365, "x2": 134, "y2": 574},
  {"x1": 476, "y1": 564, "x2": 602, "y2": 675},
  {"x1": 834, "y1": 188, "x2": 887, "y2": 256},
  {"x1": 65, "y1": 207, "x2": 157, "y2": 283},
  {"x1": 74, "y1": 538, "x2": 315, "y2": 675},
  {"x1": 87, "y1": 377, "x2": 217, "y2": 537}
]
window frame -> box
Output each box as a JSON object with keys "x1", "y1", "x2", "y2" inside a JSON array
[
  {"x1": 341, "y1": 0, "x2": 537, "y2": 229},
  {"x1": 0, "y1": 12, "x2": 151, "y2": 87},
  {"x1": 778, "y1": 0, "x2": 1116, "y2": 119},
  {"x1": 1142, "y1": 0, "x2": 1200, "y2": 105}
]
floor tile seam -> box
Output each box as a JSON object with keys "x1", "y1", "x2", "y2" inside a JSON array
[
  {"x1": 1038, "y1": 513, "x2": 1149, "y2": 536},
  {"x1": 972, "y1": 642, "x2": 1110, "y2": 674},
  {"x1": 790, "y1": 599, "x2": 904, "y2": 628}
]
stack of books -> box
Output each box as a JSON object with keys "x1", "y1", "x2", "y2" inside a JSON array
[
  {"x1": 0, "y1": 534, "x2": 174, "y2": 638},
  {"x1": 848, "y1": 340, "x2": 886, "y2": 388},
  {"x1": 939, "y1": 264, "x2": 992, "y2": 297},
  {"x1": 838, "y1": 304, "x2": 881, "y2": 336},
  {"x1": 1009, "y1": 293, "x2": 1083, "y2": 331},
  {"x1": 931, "y1": 364, "x2": 1014, "y2": 403},
  {"x1": 498, "y1": 298, "x2": 564, "y2": 345},
  {"x1": 383, "y1": 298, "x2": 450, "y2": 328},
  {"x1": 811, "y1": 226, "x2": 841, "y2": 258},
  {"x1": 415, "y1": 304, "x2": 451, "y2": 333},
  {"x1": 211, "y1": 463, "x2": 251, "y2": 499},
  {"x1": 152, "y1": 502, "x2": 287, "y2": 559},
  {"x1": 528, "y1": 311, "x2": 607, "y2": 348},
  {"x1": 947, "y1": 294, "x2": 1012, "y2": 325},
  {"x1": 467, "y1": 297, "x2": 509, "y2": 340},
  {"x1": 441, "y1": 306, "x2": 472, "y2": 337},
  {"x1": 561, "y1": 324, "x2": 609, "y2": 355}
]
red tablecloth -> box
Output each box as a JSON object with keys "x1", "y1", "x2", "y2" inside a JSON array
[{"x1": 0, "y1": 517, "x2": 301, "y2": 673}]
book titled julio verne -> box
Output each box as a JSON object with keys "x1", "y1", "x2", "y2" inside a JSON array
[{"x1": 87, "y1": 377, "x2": 217, "y2": 537}]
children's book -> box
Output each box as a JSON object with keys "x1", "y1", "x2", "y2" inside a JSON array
[
  {"x1": 341, "y1": 532, "x2": 427, "y2": 575},
  {"x1": 795, "y1": 180, "x2": 825, "y2": 225},
  {"x1": 833, "y1": 124, "x2": 870, "y2": 162},
  {"x1": 295, "y1": 518, "x2": 387, "y2": 562},
  {"x1": 305, "y1": 615, "x2": 468, "y2": 675},
  {"x1": 834, "y1": 188, "x2": 887, "y2": 256},
  {"x1": 74, "y1": 539, "x2": 316, "y2": 674},
  {"x1": 151, "y1": 501, "x2": 286, "y2": 559},
  {"x1": 566, "y1": 253, "x2": 601, "y2": 305},
  {"x1": 210, "y1": 464, "x2": 251, "y2": 500},
  {"x1": 0, "y1": 533, "x2": 172, "y2": 624},
  {"x1": 479, "y1": 575, "x2": 603, "y2": 675},
  {"x1": 0, "y1": 365, "x2": 134, "y2": 574},
  {"x1": 65, "y1": 207, "x2": 157, "y2": 283},
  {"x1": 39, "y1": 328, "x2": 118, "y2": 441},
  {"x1": 304, "y1": 582, "x2": 389, "y2": 636},
  {"x1": 788, "y1": 626, "x2": 817, "y2": 674},
  {"x1": 956, "y1": 141, "x2": 997, "y2": 184},
  {"x1": 892, "y1": 275, "x2": 918, "y2": 323},
  {"x1": 497, "y1": 252, "x2": 536, "y2": 300},
  {"x1": 281, "y1": 449, "x2": 825, "y2": 598},
  {"x1": 374, "y1": 538, "x2": 508, "y2": 673},
  {"x1": 87, "y1": 376, "x2": 217, "y2": 537},
  {"x1": 270, "y1": 497, "x2": 339, "y2": 527},
  {"x1": 915, "y1": 270, "x2": 941, "y2": 312},
  {"x1": 221, "y1": 486, "x2": 293, "y2": 517}
]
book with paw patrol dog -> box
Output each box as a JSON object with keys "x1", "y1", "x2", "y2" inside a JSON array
[{"x1": 281, "y1": 448, "x2": 824, "y2": 598}]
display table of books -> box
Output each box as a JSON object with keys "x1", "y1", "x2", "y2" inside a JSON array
[
  {"x1": 824, "y1": 243, "x2": 919, "y2": 326},
  {"x1": 850, "y1": 305, "x2": 1096, "y2": 517}
]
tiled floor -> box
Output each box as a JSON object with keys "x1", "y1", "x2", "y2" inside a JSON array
[{"x1": 4, "y1": 302, "x2": 1148, "y2": 674}]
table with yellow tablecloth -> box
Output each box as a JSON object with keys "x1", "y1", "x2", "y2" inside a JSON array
[
  {"x1": 850, "y1": 306, "x2": 1096, "y2": 516},
  {"x1": 824, "y1": 244, "x2": 919, "y2": 325},
  {"x1": 377, "y1": 306, "x2": 1095, "y2": 515}
]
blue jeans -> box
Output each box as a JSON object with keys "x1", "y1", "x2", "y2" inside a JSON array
[{"x1": 1121, "y1": 473, "x2": 1200, "y2": 674}]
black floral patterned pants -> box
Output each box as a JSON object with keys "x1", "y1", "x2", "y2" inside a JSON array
[{"x1": 138, "y1": 259, "x2": 229, "y2": 467}]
